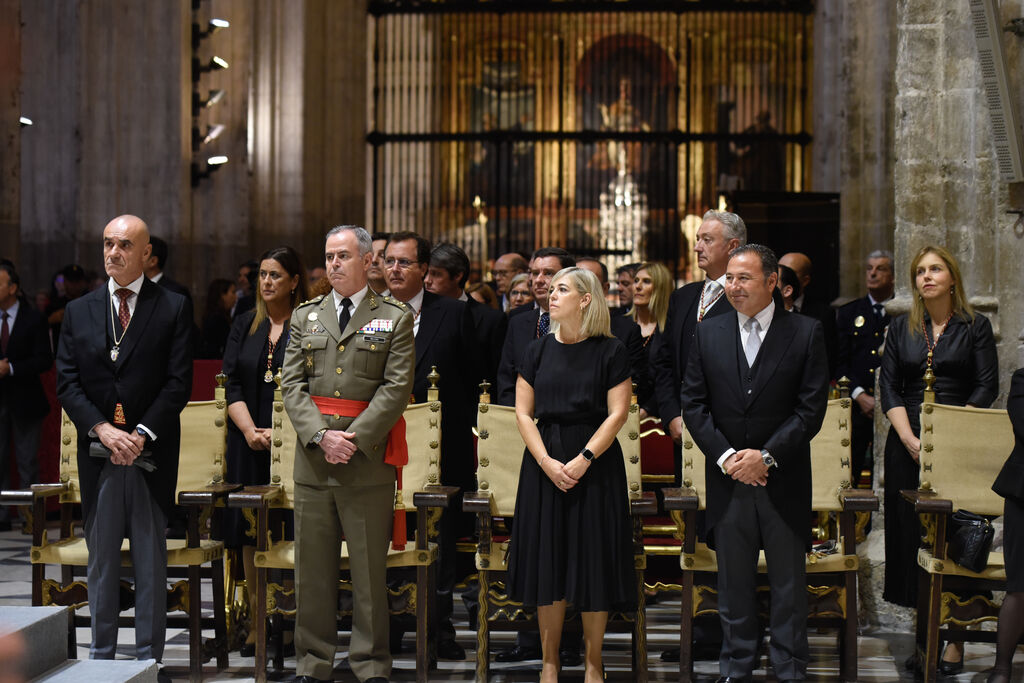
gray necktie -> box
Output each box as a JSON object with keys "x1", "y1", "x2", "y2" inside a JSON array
[{"x1": 744, "y1": 317, "x2": 762, "y2": 368}]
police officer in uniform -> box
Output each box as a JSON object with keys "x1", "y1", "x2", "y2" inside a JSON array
[
  {"x1": 282, "y1": 225, "x2": 414, "y2": 683},
  {"x1": 835, "y1": 249, "x2": 894, "y2": 486}
]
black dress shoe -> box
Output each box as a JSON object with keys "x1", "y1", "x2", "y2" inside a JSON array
[
  {"x1": 559, "y1": 646, "x2": 582, "y2": 667},
  {"x1": 494, "y1": 644, "x2": 542, "y2": 662},
  {"x1": 364, "y1": 678, "x2": 389, "y2": 683},
  {"x1": 715, "y1": 678, "x2": 748, "y2": 683},
  {"x1": 291, "y1": 676, "x2": 332, "y2": 683},
  {"x1": 239, "y1": 641, "x2": 256, "y2": 657},
  {"x1": 157, "y1": 668, "x2": 172, "y2": 683},
  {"x1": 436, "y1": 638, "x2": 466, "y2": 660}
]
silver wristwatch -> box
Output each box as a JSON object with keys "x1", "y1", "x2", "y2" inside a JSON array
[
  {"x1": 761, "y1": 449, "x2": 777, "y2": 469},
  {"x1": 310, "y1": 428, "x2": 327, "y2": 446}
]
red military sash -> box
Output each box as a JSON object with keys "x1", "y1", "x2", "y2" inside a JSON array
[{"x1": 310, "y1": 396, "x2": 408, "y2": 550}]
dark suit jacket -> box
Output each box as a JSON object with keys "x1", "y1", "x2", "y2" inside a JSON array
[
  {"x1": 797, "y1": 295, "x2": 838, "y2": 378},
  {"x1": 834, "y1": 295, "x2": 888, "y2": 394},
  {"x1": 414, "y1": 291, "x2": 481, "y2": 492},
  {"x1": 994, "y1": 368, "x2": 1024, "y2": 502},
  {"x1": 680, "y1": 306, "x2": 829, "y2": 548},
  {"x1": 56, "y1": 280, "x2": 193, "y2": 519},
  {"x1": 0, "y1": 304, "x2": 52, "y2": 420},
  {"x1": 466, "y1": 297, "x2": 508, "y2": 389},
  {"x1": 610, "y1": 311, "x2": 645, "y2": 402},
  {"x1": 496, "y1": 307, "x2": 541, "y2": 406},
  {"x1": 650, "y1": 281, "x2": 734, "y2": 426},
  {"x1": 157, "y1": 275, "x2": 192, "y2": 302}
]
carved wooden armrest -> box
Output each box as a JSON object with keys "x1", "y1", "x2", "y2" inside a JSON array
[
  {"x1": 900, "y1": 488, "x2": 953, "y2": 514},
  {"x1": 411, "y1": 484, "x2": 458, "y2": 509},
  {"x1": 839, "y1": 489, "x2": 879, "y2": 512},
  {"x1": 178, "y1": 483, "x2": 244, "y2": 507},
  {"x1": 1, "y1": 483, "x2": 66, "y2": 506},
  {"x1": 662, "y1": 486, "x2": 699, "y2": 511},
  {"x1": 629, "y1": 491, "x2": 658, "y2": 516},
  {"x1": 227, "y1": 485, "x2": 283, "y2": 509},
  {"x1": 461, "y1": 490, "x2": 492, "y2": 514}
]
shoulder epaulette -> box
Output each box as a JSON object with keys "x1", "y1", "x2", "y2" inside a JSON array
[
  {"x1": 383, "y1": 296, "x2": 409, "y2": 310},
  {"x1": 297, "y1": 294, "x2": 326, "y2": 308}
]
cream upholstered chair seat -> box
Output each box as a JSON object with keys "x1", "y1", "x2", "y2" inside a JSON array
[
  {"x1": 466, "y1": 388, "x2": 654, "y2": 682},
  {"x1": 664, "y1": 393, "x2": 877, "y2": 682},
  {"x1": 0, "y1": 379, "x2": 237, "y2": 682},
  {"x1": 901, "y1": 401, "x2": 1014, "y2": 683},
  {"x1": 229, "y1": 372, "x2": 452, "y2": 683}
]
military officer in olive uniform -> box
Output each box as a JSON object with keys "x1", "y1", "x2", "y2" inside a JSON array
[
  {"x1": 835, "y1": 249, "x2": 894, "y2": 486},
  {"x1": 282, "y1": 225, "x2": 414, "y2": 683}
]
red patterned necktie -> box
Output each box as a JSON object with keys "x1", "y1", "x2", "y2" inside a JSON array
[{"x1": 115, "y1": 288, "x2": 132, "y2": 330}]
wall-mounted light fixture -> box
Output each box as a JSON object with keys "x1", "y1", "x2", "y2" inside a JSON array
[
  {"x1": 193, "y1": 56, "x2": 229, "y2": 75},
  {"x1": 192, "y1": 88, "x2": 224, "y2": 115},
  {"x1": 19, "y1": 117, "x2": 32, "y2": 127},
  {"x1": 191, "y1": 155, "x2": 229, "y2": 186}
]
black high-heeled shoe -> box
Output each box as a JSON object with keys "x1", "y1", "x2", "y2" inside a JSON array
[{"x1": 937, "y1": 644, "x2": 964, "y2": 676}]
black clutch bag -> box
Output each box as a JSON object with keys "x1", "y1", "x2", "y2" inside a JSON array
[{"x1": 946, "y1": 510, "x2": 994, "y2": 573}]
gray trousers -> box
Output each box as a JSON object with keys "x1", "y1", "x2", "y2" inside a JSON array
[
  {"x1": 715, "y1": 484, "x2": 808, "y2": 680},
  {"x1": 0, "y1": 401, "x2": 41, "y2": 521},
  {"x1": 84, "y1": 462, "x2": 168, "y2": 662}
]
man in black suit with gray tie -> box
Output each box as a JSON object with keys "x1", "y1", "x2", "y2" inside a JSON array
[{"x1": 681, "y1": 244, "x2": 828, "y2": 683}]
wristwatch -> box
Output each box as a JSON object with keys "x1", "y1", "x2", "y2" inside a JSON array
[
  {"x1": 580, "y1": 447, "x2": 595, "y2": 462},
  {"x1": 310, "y1": 428, "x2": 327, "y2": 446},
  {"x1": 136, "y1": 426, "x2": 148, "y2": 441},
  {"x1": 761, "y1": 449, "x2": 777, "y2": 469}
]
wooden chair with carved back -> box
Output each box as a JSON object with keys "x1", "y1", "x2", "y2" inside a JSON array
[
  {"x1": 662, "y1": 386, "x2": 878, "y2": 682},
  {"x1": 228, "y1": 369, "x2": 455, "y2": 683},
  {"x1": 0, "y1": 374, "x2": 237, "y2": 682},
  {"x1": 900, "y1": 376, "x2": 1016, "y2": 683},
  {"x1": 463, "y1": 382, "x2": 656, "y2": 682}
]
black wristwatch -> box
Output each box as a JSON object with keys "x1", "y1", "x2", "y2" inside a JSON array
[
  {"x1": 580, "y1": 447, "x2": 595, "y2": 462},
  {"x1": 761, "y1": 449, "x2": 777, "y2": 469}
]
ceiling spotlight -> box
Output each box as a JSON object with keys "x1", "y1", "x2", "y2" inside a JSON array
[
  {"x1": 19, "y1": 116, "x2": 33, "y2": 127},
  {"x1": 202, "y1": 124, "x2": 225, "y2": 145}
]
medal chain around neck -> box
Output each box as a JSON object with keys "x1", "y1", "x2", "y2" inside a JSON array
[
  {"x1": 698, "y1": 280, "x2": 724, "y2": 322},
  {"x1": 922, "y1": 311, "x2": 955, "y2": 370},
  {"x1": 264, "y1": 329, "x2": 284, "y2": 383},
  {"x1": 109, "y1": 291, "x2": 134, "y2": 361}
]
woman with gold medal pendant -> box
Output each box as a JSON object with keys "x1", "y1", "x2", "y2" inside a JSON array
[
  {"x1": 221, "y1": 246, "x2": 308, "y2": 657},
  {"x1": 879, "y1": 245, "x2": 999, "y2": 674}
]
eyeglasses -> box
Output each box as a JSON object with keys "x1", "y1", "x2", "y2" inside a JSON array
[
  {"x1": 384, "y1": 257, "x2": 419, "y2": 270},
  {"x1": 510, "y1": 289, "x2": 531, "y2": 298},
  {"x1": 493, "y1": 269, "x2": 513, "y2": 277}
]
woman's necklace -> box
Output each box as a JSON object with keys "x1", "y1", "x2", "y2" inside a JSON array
[
  {"x1": 264, "y1": 329, "x2": 285, "y2": 383},
  {"x1": 922, "y1": 311, "x2": 955, "y2": 370}
]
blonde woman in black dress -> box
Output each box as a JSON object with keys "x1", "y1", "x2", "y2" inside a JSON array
[{"x1": 507, "y1": 266, "x2": 635, "y2": 683}]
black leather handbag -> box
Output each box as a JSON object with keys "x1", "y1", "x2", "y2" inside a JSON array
[{"x1": 946, "y1": 510, "x2": 994, "y2": 573}]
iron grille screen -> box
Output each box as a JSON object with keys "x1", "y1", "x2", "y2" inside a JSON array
[{"x1": 368, "y1": 2, "x2": 814, "y2": 280}]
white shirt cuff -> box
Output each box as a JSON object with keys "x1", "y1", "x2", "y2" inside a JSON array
[
  {"x1": 717, "y1": 448, "x2": 736, "y2": 473},
  {"x1": 851, "y1": 386, "x2": 865, "y2": 399},
  {"x1": 136, "y1": 424, "x2": 157, "y2": 441}
]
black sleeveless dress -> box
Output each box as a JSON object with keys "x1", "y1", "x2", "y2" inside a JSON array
[{"x1": 506, "y1": 334, "x2": 636, "y2": 612}]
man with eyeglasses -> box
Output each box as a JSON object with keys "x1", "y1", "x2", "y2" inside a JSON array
[
  {"x1": 491, "y1": 252, "x2": 528, "y2": 312},
  {"x1": 383, "y1": 232, "x2": 481, "y2": 662}
]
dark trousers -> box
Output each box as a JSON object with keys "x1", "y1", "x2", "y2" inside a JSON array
[
  {"x1": 715, "y1": 484, "x2": 808, "y2": 680},
  {"x1": 0, "y1": 401, "x2": 42, "y2": 522},
  {"x1": 85, "y1": 462, "x2": 168, "y2": 661}
]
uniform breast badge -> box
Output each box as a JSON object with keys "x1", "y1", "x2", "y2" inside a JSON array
[{"x1": 854, "y1": 315, "x2": 865, "y2": 328}]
